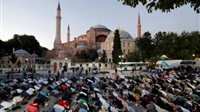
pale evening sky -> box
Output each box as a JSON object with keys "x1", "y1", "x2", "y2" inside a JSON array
[{"x1": 0, "y1": 0, "x2": 199, "y2": 50}]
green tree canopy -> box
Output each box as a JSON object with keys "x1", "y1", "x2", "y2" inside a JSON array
[
  {"x1": 136, "y1": 32, "x2": 154, "y2": 62},
  {"x1": 0, "y1": 39, "x2": 6, "y2": 57},
  {"x1": 75, "y1": 49, "x2": 98, "y2": 62},
  {"x1": 9, "y1": 53, "x2": 18, "y2": 64},
  {"x1": 126, "y1": 51, "x2": 141, "y2": 62},
  {"x1": 100, "y1": 50, "x2": 107, "y2": 63},
  {"x1": 87, "y1": 49, "x2": 98, "y2": 62},
  {"x1": 118, "y1": 0, "x2": 200, "y2": 13},
  {"x1": 136, "y1": 31, "x2": 200, "y2": 64},
  {"x1": 112, "y1": 29, "x2": 122, "y2": 64},
  {"x1": 4, "y1": 34, "x2": 47, "y2": 56}
]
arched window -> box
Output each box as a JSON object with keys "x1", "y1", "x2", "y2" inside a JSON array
[
  {"x1": 59, "y1": 62, "x2": 63, "y2": 69},
  {"x1": 105, "y1": 63, "x2": 107, "y2": 67}
]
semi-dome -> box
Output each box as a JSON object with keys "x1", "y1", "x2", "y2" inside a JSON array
[
  {"x1": 106, "y1": 29, "x2": 133, "y2": 41},
  {"x1": 59, "y1": 50, "x2": 67, "y2": 54},
  {"x1": 14, "y1": 49, "x2": 30, "y2": 55},
  {"x1": 31, "y1": 53, "x2": 38, "y2": 57},
  {"x1": 76, "y1": 45, "x2": 87, "y2": 49}
]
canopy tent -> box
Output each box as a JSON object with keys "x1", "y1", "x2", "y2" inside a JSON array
[{"x1": 161, "y1": 60, "x2": 171, "y2": 69}]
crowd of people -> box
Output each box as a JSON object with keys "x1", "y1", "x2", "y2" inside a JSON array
[{"x1": 0, "y1": 66, "x2": 200, "y2": 112}]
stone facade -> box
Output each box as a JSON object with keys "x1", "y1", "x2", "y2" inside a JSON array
[{"x1": 101, "y1": 29, "x2": 137, "y2": 62}]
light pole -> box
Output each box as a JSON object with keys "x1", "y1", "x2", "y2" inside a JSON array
[
  {"x1": 64, "y1": 58, "x2": 68, "y2": 78},
  {"x1": 119, "y1": 55, "x2": 124, "y2": 73},
  {"x1": 98, "y1": 57, "x2": 101, "y2": 72},
  {"x1": 25, "y1": 58, "x2": 28, "y2": 68},
  {"x1": 193, "y1": 54, "x2": 195, "y2": 59}
]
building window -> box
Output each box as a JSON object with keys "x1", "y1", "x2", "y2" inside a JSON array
[
  {"x1": 105, "y1": 63, "x2": 107, "y2": 67},
  {"x1": 123, "y1": 42, "x2": 125, "y2": 47},
  {"x1": 59, "y1": 62, "x2": 62, "y2": 69},
  {"x1": 1, "y1": 60, "x2": 3, "y2": 64},
  {"x1": 128, "y1": 42, "x2": 130, "y2": 47},
  {"x1": 7, "y1": 60, "x2": 10, "y2": 64},
  {"x1": 128, "y1": 49, "x2": 130, "y2": 54},
  {"x1": 123, "y1": 49, "x2": 125, "y2": 54}
]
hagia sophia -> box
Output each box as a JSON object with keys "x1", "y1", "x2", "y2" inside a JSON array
[
  {"x1": 43, "y1": 2, "x2": 141, "y2": 63},
  {"x1": 0, "y1": 2, "x2": 142, "y2": 71}
]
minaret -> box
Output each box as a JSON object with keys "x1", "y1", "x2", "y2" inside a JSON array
[
  {"x1": 67, "y1": 25, "x2": 70, "y2": 42},
  {"x1": 54, "y1": 2, "x2": 62, "y2": 49},
  {"x1": 137, "y1": 12, "x2": 141, "y2": 38}
]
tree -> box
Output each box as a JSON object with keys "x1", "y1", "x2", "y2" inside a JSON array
[
  {"x1": 5, "y1": 34, "x2": 44, "y2": 56},
  {"x1": 87, "y1": 49, "x2": 98, "y2": 62},
  {"x1": 100, "y1": 50, "x2": 107, "y2": 63},
  {"x1": 0, "y1": 39, "x2": 6, "y2": 57},
  {"x1": 136, "y1": 32, "x2": 155, "y2": 62},
  {"x1": 9, "y1": 54, "x2": 18, "y2": 68},
  {"x1": 137, "y1": 31, "x2": 200, "y2": 63},
  {"x1": 79, "y1": 50, "x2": 88, "y2": 61},
  {"x1": 112, "y1": 29, "x2": 122, "y2": 64},
  {"x1": 126, "y1": 51, "x2": 141, "y2": 62},
  {"x1": 118, "y1": 0, "x2": 200, "y2": 13},
  {"x1": 153, "y1": 32, "x2": 178, "y2": 60}
]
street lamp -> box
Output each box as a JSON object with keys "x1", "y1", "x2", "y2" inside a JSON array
[
  {"x1": 98, "y1": 57, "x2": 101, "y2": 72},
  {"x1": 119, "y1": 55, "x2": 124, "y2": 73},
  {"x1": 25, "y1": 58, "x2": 28, "y2": 68},
  {"x1": 193, "y1": 54, "x2": 195, "y2": 59}
]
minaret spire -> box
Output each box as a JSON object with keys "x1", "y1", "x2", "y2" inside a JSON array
[
  {"x1": 137, "y1": 12, "x2": 141, "y2": 38},
  {"x1": 54, "y1": 2, "x2": 62, "y2": 49},
  {"x1": 67, "y1": 24, "x2": 70, "y2": 42},
  {"x1": 57, "y1": 2, "x2": 61, "y2": 11}
]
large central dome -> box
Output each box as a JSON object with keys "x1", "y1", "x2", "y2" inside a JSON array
[
  {"x1": 92, "y1": 24, "x2": 110, "y2": 31},
  {"x1": 93, "y1": 24, "x2": 108, "y2": 29},
  {"x1": 106, "y1": 29, "x2": 133, "y2": 41}
]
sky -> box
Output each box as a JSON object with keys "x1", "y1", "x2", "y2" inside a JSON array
[{"x1": 0, "y1": 0, "x2": 199, "y2": 50}]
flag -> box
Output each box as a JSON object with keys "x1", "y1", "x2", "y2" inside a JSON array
[{"x1": 54, "y1": 64, "x2": 57, "y2": 73}]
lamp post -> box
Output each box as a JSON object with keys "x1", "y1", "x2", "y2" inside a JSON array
[
  {"x1": 193, "y1": 54, "x2": 195, "y2": 59},
  {"x1": 64, "y1": 58, "x2": 68, "y2": 78},
  {"x1": 119, "y1": 55, "x2": 124, "y2": 73},
  {"x1": 98, "y1": 57, "x2": 101, "y2": 72},
  {"x1": 25, "y1": 58, "x2": 28, "y2": 68}
]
